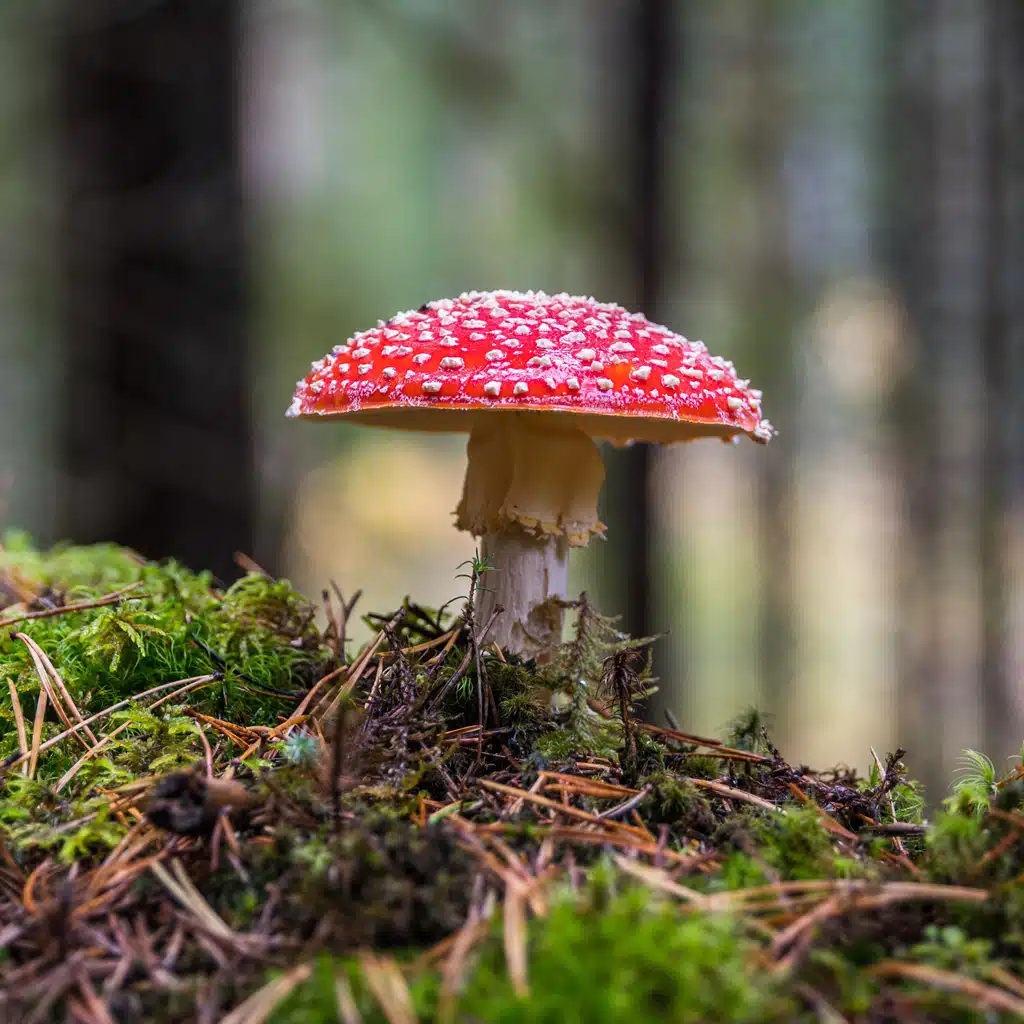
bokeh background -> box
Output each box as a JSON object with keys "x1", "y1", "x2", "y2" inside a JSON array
[{"x1": 1, "y1": 0, "x2": 1022, "y2": 804}]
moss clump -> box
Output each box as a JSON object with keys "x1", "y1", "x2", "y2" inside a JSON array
[
  {"x1": 755, "y1": 805, "x2": 851, "y2": 881},
  {"x1": 643, "y1": 770, "x2": 717, "y2": 837},
  {"x1": 278, "y1": 812, "x2": 475, "y2": 949},
  {"x1": 0, "y1": 535, "x2": 333, "y2": 861},
  {"x1": 456, "y1": 884, "x2": 788, "y2": 1023},
  {"x1": 271, "y1": 882, "x2": 794, "y2": 1024}
]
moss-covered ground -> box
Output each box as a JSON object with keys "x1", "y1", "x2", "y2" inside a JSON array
[{"x1": 3, "y1": 533, "x2": 1024, "y2": 1021}]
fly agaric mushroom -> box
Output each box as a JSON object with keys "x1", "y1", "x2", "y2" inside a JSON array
[{"x1": 288, "y1": 290, "x2": 772, "y2": 658}]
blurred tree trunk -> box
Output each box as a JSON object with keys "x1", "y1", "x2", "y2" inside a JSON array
[
  {"x1": 742, "y1": 5, "x2": 797, "y2": 730},
  {"x1": 979, "y1": 1, "x2": 1024, "y2": 764},
  {"x1": 601, "y1": 0, "x2": 677, "y2": 654},
  {"x1": 884, "y1": 1, "x2": 938, "y2": 797},
  {"x1": 884, "y1": 1, "x2": 1021, "y2": 799},
  {"x1": 56, "y1": 0, "x2": 253, "y2": 583}
]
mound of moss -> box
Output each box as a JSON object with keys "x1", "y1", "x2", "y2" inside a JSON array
[{"x1": 3, "y1": 534, "x2": 1024, "y2": 1022}]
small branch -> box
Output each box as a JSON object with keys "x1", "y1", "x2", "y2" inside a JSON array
[
  {"x1": 329, "y1": 582, "x2": 361, "y2": 664},
  {"x1": 0, "y1": 581, "x2": 145, "y2": 628},
  {"x1": 870, "y1": 961, "x2": 1024, "y2": 1018},
  {"x1": 689, "y1": 778, "x2": 780, "y2": 812},
  {"x1": 857, "y1": 822, "x2": 929, "y2": 837},
  {"x1": 597, "y1": 785, "x2": 651, "y2": 821}
]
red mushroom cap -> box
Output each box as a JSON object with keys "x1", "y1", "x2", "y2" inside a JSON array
[{"x1": 288, "y1": 290, "x2": 773, "y2": 445}]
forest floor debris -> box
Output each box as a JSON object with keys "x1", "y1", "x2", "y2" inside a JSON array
[{"x1": 2, "y1": 533, "x2": 1024, "y2": 1021}]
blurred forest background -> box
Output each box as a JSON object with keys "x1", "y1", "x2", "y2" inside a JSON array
[{"x1": 0, "y1": 0, "x2": 1021, "y2": 804}]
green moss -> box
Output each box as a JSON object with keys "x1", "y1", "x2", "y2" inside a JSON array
[
  {"x1": 927, "y1": 810, "x2": 990, "y2": 882},
  {"x1": 643, "y1": 770, "x2": 717, "y2": 838},
  {"x1": 272, "y1": 883, "x2": 795, "y2": 1024},
  {"x1": 2, "y1": 529, "x2": 148, "y2": 590},
  {"x1": 679, "y1": 753, "x2": 720, "y2": 779},
  {"x1": 754, "y1": 805, "x2": 843, "y2": 881},
  {"x1": 0, "y1": 537, "x2": 334, "y2": 859},
  {"x1": 463, "y1": 888, "x2": 790, "y2": 1023},
  {"x1": 278, "y1": 812, "x2": 474, "y2": 949},
  {"x1": 724, "y1": 707, "x2": 775, "y2": 756},
  {"x1": 715, "y1": 850, "x2": 770, "y2": 891},
  {"x1": 531, "y1": 685, "x2": 621, "y2": 764}
]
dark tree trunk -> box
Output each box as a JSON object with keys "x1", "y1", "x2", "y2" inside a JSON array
[
  {"x1": 56, "y1": 0, "x2": 252, "y2": 583},
  {"x1": 604, "y1": 0, "x2": 676, "y2": 646},
  {"x1": 979, "y1": 0, "x2": 1024, "y2": 762},
  {"x1": 742, "y1": 4, "x2": 796, "y2": 727},
  {"x1": 883, "y1": 1, "x2": 940, "y2": 795},
  {"x1": 883, "y1": 1, "x2": 1022, "y2": 799}
]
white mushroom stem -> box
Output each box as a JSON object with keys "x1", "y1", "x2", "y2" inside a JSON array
[
  {"x1": 476, "y1": 529, "x2": 569, "y2": 657},
  {"x1": 455, "y1": 414, "x2": 606, "y2": 658}
]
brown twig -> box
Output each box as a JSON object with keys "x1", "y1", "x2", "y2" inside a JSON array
[
  {"x1": 870, "y1": 961, "x2": 1024, "y2": 1017},
  {"x1": 0, "y1": 581, "x2": 145, "y2": 628},
  {"x1": 6, "y1": 674, "x2": 29, "y2": 776},
  {"x1": 641, "y1": 722, "x2": 770, "y2": 763}
]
